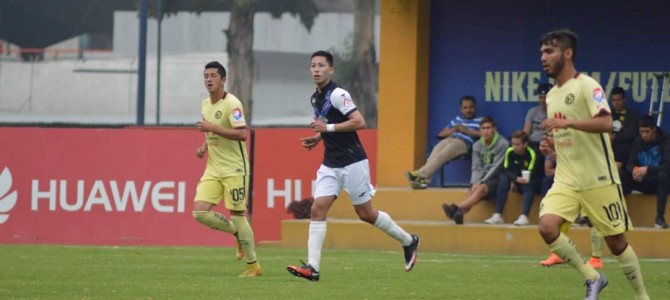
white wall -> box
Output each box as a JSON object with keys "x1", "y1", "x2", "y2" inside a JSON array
[
  {"x1": 0, "y1": 11, "x2": 379, "y2": 125},
  {"x1": 0, "y1": 52, "x2": 316, "y2": 125},
  {"x1": 113, "y1": 11, "x2": 380, "y2": 58},
  {"x1": 0, "y1": 54, "x2": 217, "y2": 124}
]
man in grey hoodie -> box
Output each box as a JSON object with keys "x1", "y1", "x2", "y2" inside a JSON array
[{"x1": 441, "y1": 116, "x2": 509, "y2": 224}]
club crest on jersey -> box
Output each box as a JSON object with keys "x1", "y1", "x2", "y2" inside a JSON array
[
  {"x1": 565, "y1": 93, "x2": 575, "y2": 105},
  {"x1": 215, "y1": 111, "x2": 223, "y2": 119},
  {"x1": 592, "y1": 87, "x2": 605, "y2": 103},
  {"x1": 232, "y1": 108, "x2": 243, "y2": 120}
]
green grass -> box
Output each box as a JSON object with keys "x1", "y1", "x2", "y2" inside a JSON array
[{"x1": 1, "y1": 245, "x2": 668, "y2": 299}]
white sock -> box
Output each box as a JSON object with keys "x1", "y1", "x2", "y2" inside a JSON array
[
  {"x1": 307, "y1": 221, "x2": 327, "y2": 271},
  {"x1": 374, "y1": 211, "x2": 413, "y2": 246}
]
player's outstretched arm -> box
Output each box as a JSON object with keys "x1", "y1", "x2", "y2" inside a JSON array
[
  {"x1": 300, "y1": 133, "x2": 322, "y2": 150},
  {"x1": 196, "y1": 141, "x2": 207, "y2": 159}
]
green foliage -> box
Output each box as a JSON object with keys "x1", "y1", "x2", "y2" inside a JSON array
[
  {"x1": 150, "y1": 0, "x2": 318, "y2": 30},
  {"x1": 266, "y1": 0, "x2": 318, "y2": 31},
  {"x1": 1, "y1": 245, "x2": 668, "y2": 299}
]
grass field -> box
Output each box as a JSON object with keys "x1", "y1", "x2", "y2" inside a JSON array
[{"x1": 1, "y1": 245, "x2": 668, "y2": 299}]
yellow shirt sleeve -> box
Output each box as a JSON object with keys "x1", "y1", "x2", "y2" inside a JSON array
[{"x1": 582, "y1": 78, "x2": 611, "y2": 117}]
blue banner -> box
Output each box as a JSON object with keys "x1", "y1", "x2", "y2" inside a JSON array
[{"x1": 429, "y1": 0, "x2": 670, "y2": 139}]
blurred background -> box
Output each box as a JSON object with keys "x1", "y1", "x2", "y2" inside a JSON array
[{"x1": 0, "y1": 0, "x2": 380, "y2": 127}]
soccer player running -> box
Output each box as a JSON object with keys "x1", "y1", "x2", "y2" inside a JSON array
[
  {"x1": 287, "y1": 50, "x2": 419, "y2": 282},
  {"x1": 538, "y1": 29, "x2": 648, "y2": 299},
  {"x1": 193, "y1": 61, "x2": 261, "y2": 277}
]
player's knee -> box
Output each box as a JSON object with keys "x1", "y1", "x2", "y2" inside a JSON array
[
  {"x1": 537, "y1": 220, "x2": 559, "y2": 243},
  {"x1": 356, "y1": 210, "x2": 376, "y2": 224},
  {"x1": 310, "y1": 204, "x2": 325, "y2": 220}
]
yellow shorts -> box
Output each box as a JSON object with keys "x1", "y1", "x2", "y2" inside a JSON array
[
  {"x1": 195, "y1": 174, "x2": 248, "y2": 211},
  {"x1": 540, "y1": 182, "x2": 632, "y2": 236}
]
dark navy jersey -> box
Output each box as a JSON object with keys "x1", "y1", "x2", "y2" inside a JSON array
[{"x1": 310, "y1": 81, "x2": 367, "y2": 168}]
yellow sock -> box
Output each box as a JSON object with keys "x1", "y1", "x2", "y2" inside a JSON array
[
  {"x1": 560, "y1": 222, "x2": 571, "y2": 234},
  {"x1": 615, "y1": 245, "x2": 649, "y2": 299},
  {"x1": 192, "y1": 211, "x2": 237, "y2": 233},
  {"x1": 549, "y1": 233, "x2": 599, "y2": 280},
  {"x1": 590, "y1": 227, "x2": 603, "y2": 258},
  {"x1": 231, "y1": 215, "x2": 257, "y2": 263}
]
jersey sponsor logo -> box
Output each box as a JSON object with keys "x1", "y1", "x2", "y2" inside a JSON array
[
  {"x1": 215, "y1": 111, "x2": 223, "y2": 119},
  {"x1": 565, "y1": 93, "x2": 575, "y2": 105},
  {"x1": 232, "y1": 108, "x2": 243, "y2": 120},
  {"x1": 592, "y1": 87, "x2": 605, "y2": 103},
  {"x1": 0, "y1": 167, "x2": 18, "y2": 224},
  {"x1": 343, "y1": 94, "x2": 354, "y2": 107}
]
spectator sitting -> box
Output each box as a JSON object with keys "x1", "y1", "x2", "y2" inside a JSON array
[
  {"x1": 619, "y1": 115, "x2": 669, "y2": 229},
  {"x1": 484, "y1": 131, "x2": 541, "y2": 225},
  {"x1": 440, "y1": 117, "x2": 508, "y2": 224},
  {"x1": 610, "y1": 87, "x2": 640, "y2": 169},
  {"x1": 523, "y1": 83, "x2": 552, "y2": 149},
  {"x1": 407, "y1": 95, "x2": 482, "y2": 189}
]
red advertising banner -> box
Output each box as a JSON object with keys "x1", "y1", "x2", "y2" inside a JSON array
[
  {"x1": 251, "y1": 129, "x2": 377, "y2": 242},
  {"x1": 0, "y1": 127, "x2": 376, "y2": 246}
]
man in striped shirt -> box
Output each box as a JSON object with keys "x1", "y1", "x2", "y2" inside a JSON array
[{"x1": 407, "y1": 96, "x2": 482, "y2": 189}]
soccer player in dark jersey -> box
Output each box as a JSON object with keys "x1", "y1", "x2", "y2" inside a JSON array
[{"x1": 286, "y1": 50, "x2": 419, "y2": 282}]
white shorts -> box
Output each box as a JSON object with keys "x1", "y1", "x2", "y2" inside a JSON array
[{"x1": 313, "y1": 159, "x2": 376, "y2": 205}]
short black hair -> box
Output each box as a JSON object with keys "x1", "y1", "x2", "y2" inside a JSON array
[
  {"x1": 205, "y1": 61, "x2": 226, "y2": 78},
  {"x1": 480, "y1": 116, "x2": 495, "y2": 127},
  {"x1": 537, "y1": 83, "x2": 553, "y2": 95},
  {"x1": 311, "y1": 50, "x2": 334, "y2": 66},
  {"x1": 460, "y1": 95, "x2": 476, "y2": 106},
  {"x1": 639, "y1": 115, "x2": 657, "y2": 129},
  {"x1": 611, "y1": 87, "x2": 626, "y2": 97},
  {"x1": 540, "y1": 29, "x2": 578, "y2": 61}
]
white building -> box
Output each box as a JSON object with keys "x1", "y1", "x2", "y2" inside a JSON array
[{"x1": 0, "y1": 9, "x2": 380, "y2": 126}]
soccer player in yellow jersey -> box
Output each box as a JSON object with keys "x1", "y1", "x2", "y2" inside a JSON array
[
  {"x1": 538, "y1": 29, "x2": 648, "y2": 299},
  {"x1": 193, "y1": 61, "x2": 261, "y2": 277}
]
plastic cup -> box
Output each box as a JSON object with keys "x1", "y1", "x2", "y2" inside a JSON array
[{"x1": 521, "y1": 170, "x2": 531, "y2": 181}]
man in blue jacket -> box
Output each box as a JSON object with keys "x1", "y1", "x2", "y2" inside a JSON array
[{"x1": 620, "y1": 115, "x2": 670, "y2": 229}]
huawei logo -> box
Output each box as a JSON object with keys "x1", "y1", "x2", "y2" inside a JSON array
[{"x1": 0, "y1": 167, "x2": 18, "y2": 224}]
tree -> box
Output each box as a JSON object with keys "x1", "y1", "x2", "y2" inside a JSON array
[
  {"x1": 351, "y1": 0, "x2": 377, "y2": 127},
  {"x1": 155, "y1": 0, "x2": 318, "y2": 124},
  {"x1": 331, "y1": 0, "x2": 378, "y2": 127}
]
